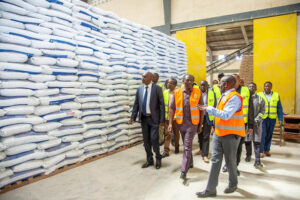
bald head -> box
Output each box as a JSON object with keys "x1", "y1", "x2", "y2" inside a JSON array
[
  {"x1": 142, "y1": 72, "x2": 153, "y2": 85},
  {"x1": 220, "y1": 75, "x2": 236, "y2": 93}
]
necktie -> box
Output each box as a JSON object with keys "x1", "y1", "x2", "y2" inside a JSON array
[{"x1": 142, "y1": 86, "x2": 148, "y2": 115}]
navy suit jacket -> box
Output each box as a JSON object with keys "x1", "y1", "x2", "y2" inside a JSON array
[{"x1": 131, "y1": 84, "x2": 165, "y2": 124}]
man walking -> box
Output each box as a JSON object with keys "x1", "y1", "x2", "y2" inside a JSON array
[
  {"x1": 196, "y1": 75, "x2": 246, "y2": 198},
  {"x1": 257, "y1": 81, "x2": 283, "y2": 157},
  {"x1": 129, "y1": 72, "x2": 165, "y2": 169},
  {"x1": 162, "y1": 78, "x2": 180, "y2": 157},
  {"x1": 245, "y1": 82, "x2": 265, "y2": 167},
  {"x1": 195, "y1": 80, "x2": 217, "y2": 163},
  {"x1": 222, "y1": 74, "x2": 254, "y2": 175},
  {"x1": 168, "y1": 74, "x2": 204, "y2": 179}
]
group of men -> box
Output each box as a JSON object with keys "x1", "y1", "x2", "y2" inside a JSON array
[{"x1": 129, "y1": 71, "x2": 283, "y2": 198}]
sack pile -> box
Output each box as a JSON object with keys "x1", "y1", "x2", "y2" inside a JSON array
[{"x1": 0, "y1": 0, "x2": 188, "y2": 188}]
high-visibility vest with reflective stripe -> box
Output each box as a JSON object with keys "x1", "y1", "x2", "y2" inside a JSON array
[
  {"x1": 240, "y1": 86, "x2": 250, "y2": 124},
  {"x1": 207, "y1": 89, "x2": 215, "y2": 122},
  {"x1": 163, "y1": 90, "x2": 176, "y2": 119},
  {"x1": 257, "y1": 91, "x2": 279, "y2": 119},
  {"x1": 212, "y1": 84, "x2": 221, "y2": 101},
  {"x1": 174, "y1": 87, "x2": 201, "y2": 125},
  {"x1": 215, "y1": 91, "x2": 246, "y2": 137},
  {"x1": 181, "y1": 84, "x2": 199, "y2": 89}
]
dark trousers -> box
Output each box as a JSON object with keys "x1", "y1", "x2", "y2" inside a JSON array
[
  {"x1": 179, "y1": 127, "x2": 196, "y2": 173},
  {"x1": 261, "y1": 118, "x2": 276, "y2": 153},
  {"x1": 236, "y1": 136, "x2": 245, "y2": 166},
  {"x1": 141, "y1": 116, "x2": 161, "y2": 162},
  {"x1": 198, "y1": 119, "x2": 212, "y2": 157},
  {"x1": 206, "y1": 134, "x2": 241, "y2": 192},
  {"x1": 245, "y1": 141, "x2": 261, "y2": 162},
  {"x1": 224, "y1": 124, "x2": 245, "y2": 167},
  {"x1": 164, "y1": 120, "x2": 179, "y2": 154}
]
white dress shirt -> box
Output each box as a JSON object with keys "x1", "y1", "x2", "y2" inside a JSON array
[
  {"x1": 143, "y1": 83, "x2": 152, "y2": 114},
  {"x1": 206, "y1": 88, "x2": 242, "y2": 120},
  {"x1": 264, "y1": 91, "x2": 272, "y2": 102}
]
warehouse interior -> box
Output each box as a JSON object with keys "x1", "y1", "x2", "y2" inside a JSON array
[{"x1": 0, "y1": 0, "x2": 300, "y2": 200}]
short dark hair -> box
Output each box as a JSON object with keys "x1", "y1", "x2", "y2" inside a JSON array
[
  {"x1": 218, "y1": 73, "x2": 224, "y2": 78},
  {"x1": 153, "y1": 73, "x2": 159, "y2": 77},
  {"x1": 169, "y1": 78, "x2": 177, "y2": 86},
  {"x1": 264, "y1": 81, "x2": 272, "y2": 86},
  {"x1": 249, "y1": 82, "x2": 257, "y2": 87},
  {"x1": 223, "y1": 75, "x2": 236, "y2": 86}
]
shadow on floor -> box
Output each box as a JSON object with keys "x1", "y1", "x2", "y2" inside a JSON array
[{"x1": 239, "y1": 170, "x2": 300, "y2": 184}]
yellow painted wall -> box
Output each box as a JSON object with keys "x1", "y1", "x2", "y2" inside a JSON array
[
  {"x1": 253, "y1": 14, "x2": 297, "y2": 114},
  {"x1": 296, "y1": 15, "x2": 300, "y2": 114},
  {"x1": 176, "y1": 27, "x2": 206, "y2": 84}
]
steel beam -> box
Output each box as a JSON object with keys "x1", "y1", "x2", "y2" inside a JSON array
[
  {"x1": 167, "y1": 3, "x2": 300, "y2": 33},
  {"x1": 163, "y1": 0, "x2": 171, "y2": 35},
  {"x1": 241, "y1": 25, "x2": 249, "y2": 45},
  {"x1": 206, "y1": 21, "x2": 253, "y2": 32}
]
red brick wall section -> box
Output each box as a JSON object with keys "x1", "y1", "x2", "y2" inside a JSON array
[{"x1": 239, "y1": 55, "x2": 253, "y2": 86}]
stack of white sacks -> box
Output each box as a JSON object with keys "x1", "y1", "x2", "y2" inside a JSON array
[{"x1": 0, "y1": 0, "x2": 188, "y2": 188}]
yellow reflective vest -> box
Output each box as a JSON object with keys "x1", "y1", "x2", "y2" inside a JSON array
[
  {"x1": 240, "y1": 86, "x2": 250, "y2": 123},
  {"x1": 257, "y1": 91, "x2": 279, "y2": 119},
  {"x1": 212, "y1": 84, "x2": 221, "y2": 101},
  {"x1": 163, "y1": 89, "x2": 176, "y2": 119},
  {"x1": 157, "y1": 83, "x2": 163, "y2": 88},
  {"x1": 207, "y1": 89, "x2": 215, "y2": 122}
]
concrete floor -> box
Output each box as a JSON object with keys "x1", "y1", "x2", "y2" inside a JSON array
[{"x1": 1, "y1": 140, "x2": 300, "y2": 200}]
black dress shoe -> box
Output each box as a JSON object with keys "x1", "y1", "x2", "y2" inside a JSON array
[
  {"x1": 196, "y1": 190, "x2": 217, "y2": 198},
  {"x1": 175, "y1": 147, "x2": 179, "y2": 154},
  {"x1": 254, "y1": 161, "x2": 263, "y2": 168},
  {"x1": 224, "y1": 186, "x2": 237, "y2": 193},
  {"x1": 142, "y1": 161, "x2": 153, "y2": 168},
  {"x1": 156, "y1": 159, "x2": 161, "y2": 169},
  {"x1": 245, "y1": 156, "x2": 251, "y2": 162},
  {"x1": 222, "y1": 164, "x2": 228, "y2": 172},
  {"x1": 161, "y1": 152, "x2": 169, "y2": 158},
  {"x1": 180, "y1": 172, "x2": 186, "y2": 179}
]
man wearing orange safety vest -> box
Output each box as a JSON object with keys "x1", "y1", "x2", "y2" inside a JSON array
[
  {"x1": 196, "y1": 75, "x2": 246, "y2": 198},
  {"x1": 168, "y1": 74, "x2": 204, "y2": 180}
]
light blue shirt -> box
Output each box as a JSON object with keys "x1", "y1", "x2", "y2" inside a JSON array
[{"x1": 206, "y1": 88, "x2": 241, "y2": 120}]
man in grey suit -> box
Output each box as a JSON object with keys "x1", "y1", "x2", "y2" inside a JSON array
[{"x1": 129, "y1": 72, "x2": 165, "y2": 169}]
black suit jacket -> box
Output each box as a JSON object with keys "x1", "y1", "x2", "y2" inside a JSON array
[{"x1": 131, "y1": 84, "x2": 165, "y2": 124}]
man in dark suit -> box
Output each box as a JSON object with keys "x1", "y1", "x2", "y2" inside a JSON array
[{"x1": 129, "y1": 72, "x2": 165, "y2": 169}]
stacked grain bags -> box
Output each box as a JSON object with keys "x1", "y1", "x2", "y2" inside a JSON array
[{"x1": 0, "y1": 0, "x2": 188, "y2": 188}]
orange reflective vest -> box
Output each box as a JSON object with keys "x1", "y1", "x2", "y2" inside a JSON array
[
  {"x1": 215, "y1": 91, "x2": 246, "y2": 137},
  {"x1": 174, "y1": 87, "x2": 201, "y2": 125}
]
